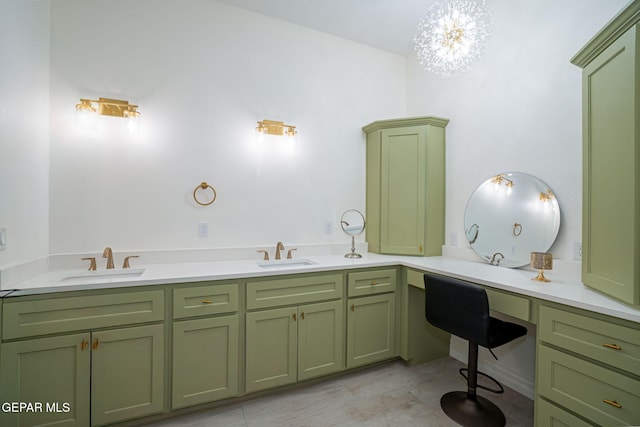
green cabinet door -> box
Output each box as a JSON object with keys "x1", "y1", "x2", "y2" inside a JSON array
[
  {"x1": 91, "y1": 324, "x2": 164, "y2": 426},
  {"x1": 574, "y1": 19, "x2": 640, "y2": 306},
  {"x1": 363, "y1": 117, "x2": 447, "y2": 256},
  {"x1": 246, "y1": 307, "x2": 297, "y2": 393},
  {"x1": 0, "y1": 333, "x2": 91, "y2": 427},
  {"x1": 380, "y1": 126, "x2": 427, "y2": 255},
  {"x1": 347, "y1": 293, "x2": 396, "y2": 368},
  {"x1": 297, "y1": 300, "x2": 344, "y2": 381},
  {"x1": 246, "y1": 301, "x2": 345, "y2": 393},
  {"x1": 172, "y1": 315, "x2": 239, "y2": 409}
]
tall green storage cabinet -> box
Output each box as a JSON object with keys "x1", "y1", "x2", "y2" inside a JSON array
[
  {"x1": 571, "y1": 2, "x2": 640, "y2": 307},
  {"x1": 363, "y1": 116, "x2": 448, "y2": 256}
]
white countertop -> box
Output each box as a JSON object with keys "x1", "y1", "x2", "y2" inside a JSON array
[{"x1": 3, "y1": 253, "x2": 639, "y2": 324}]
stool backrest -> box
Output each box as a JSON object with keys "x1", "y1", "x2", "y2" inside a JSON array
[{"x1": 424, "y1": 273, "x2": 491, "y2": 347}]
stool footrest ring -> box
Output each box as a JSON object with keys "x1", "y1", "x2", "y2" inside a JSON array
[{"x1": 459, "y1": 368, "x2": 505, "y2": 394}]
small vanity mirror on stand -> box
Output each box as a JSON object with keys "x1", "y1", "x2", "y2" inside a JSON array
[{"x1": 341, "y1": 209, "x2": 365, "y2": 258}]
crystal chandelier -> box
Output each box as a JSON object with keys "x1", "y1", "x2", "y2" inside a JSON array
[{"x1": 414, "y1": 0, "x2": 494, "y2": 78}]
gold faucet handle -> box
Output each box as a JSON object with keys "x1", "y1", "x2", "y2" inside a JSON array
[
  {"x1": 81, "y1": 257, "x2": 97, "y2": 271},
  {"x1": 257, "y1": 250, "x2": 270, "y2": 261},
  {"x1": 122, "y1": 256, "x2": 139, "y2": 269},
  {"x1": 287, "y1": 248, "x2": 297, "y2": 259}
]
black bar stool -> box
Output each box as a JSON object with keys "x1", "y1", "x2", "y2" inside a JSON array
[{"x1": 424, "y1": 273, "x2": 527, "y2": 427}]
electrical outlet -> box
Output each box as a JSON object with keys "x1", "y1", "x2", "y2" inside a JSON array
[
  {"x1": 198, "y1": 222, "x2": 208, "y2": 238},
  {"x1": 0, "y1": 228, "x2": 6, "y2": 250},
  {"x1": 573, "y1": 240, "x2": 582, "y2": 261},
  {"x1": 449, "y1": 231, "x2": 458, "y2": 246},
  {"x1": 324, "y1": 222, "x2": 333, "y2": 235}
]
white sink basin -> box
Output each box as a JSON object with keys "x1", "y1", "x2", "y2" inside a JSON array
[
  {"x1": 256, "y1": 259, "x2": 316, "y2": 268},
  {"x1": 59, "y1": 268, "x2": 146, "y2": 284}
]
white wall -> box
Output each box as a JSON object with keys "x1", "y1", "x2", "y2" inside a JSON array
[
  {"x1": 406, "y1": 0, "x2": 628, "y2": 397},
  {"x1": 0, "y1": 1, "x2": 50, "y2": 268},
  {"x1": 47, "y1": 0, "x2": 406, "y2": 256},
  {"x1": 1, "y1": 0, "x2": 629, "y2": 267},
  {"x1": 407, "y1": 0, "x2": 628, "y2": 263}
]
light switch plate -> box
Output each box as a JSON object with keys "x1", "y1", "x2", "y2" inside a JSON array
[{"x1": 198, "y1": 222, "x2": 208, "y2": 238}]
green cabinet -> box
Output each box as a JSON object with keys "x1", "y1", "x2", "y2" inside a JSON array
[
  {"x1": 245, "y1": 272, "x2": 345, "y2": 393},
  {"x1": 91, "y1": 325, "x2": 164, "y2": 426},
  {"x1": 536, "y1": 303, "x2": 640, "y2": 426},
  {"x1": 172, "y1": 315, "x2": 239, "y2": 409},
  {"x1": 0, "y1": 325, "x2": 164, "y2": 427},
  {"x1": 363, "y1": 116, "x2": 448, "y2": 256},
  {"x1": 572, "y1": 3, "x2": 640, "y2": 306},
  {"x1": 172, "y1": 282, "x2": 240, "y2": 409},
  {"x1": 346, "y1": 270, "x2": 397, "y2": 368},
  {"x1": 245, "y1": 300, "x2": 344, "y2": 393},
  {"x1": 347, "y1": 293, "x2": 396, "y2": 368},
  {"x1": 0, "y1": 333, "x2": 90, "y2": 427},
  {"x1": 0, "y1": 290, "x2": 165, "y2": 427}
]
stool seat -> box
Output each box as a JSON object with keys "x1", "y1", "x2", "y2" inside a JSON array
[{"x1": 424, "y1": 273, "x2": 527, "y2": 427}]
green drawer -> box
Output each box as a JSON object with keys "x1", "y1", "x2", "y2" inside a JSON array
[
  {"x1": 485, "y1": 288, "x2": 530, "y2": 323},
  {"x1": 3, "y1": 290, "x2": 164, "y2": 339},
  {"x1": 246, "y1": 273, "x2": 343, "y2": 310},
  {"x1": 347, "y1": 269, "x2": 396, "y2": 297},
  {"x1": 538, "y1": 345, "x2": 640, "y2": 426},
  {"x1": 406, "y1": 268, "x2": 424, "y2": 289},
  {"x1": 173, "y1": 282, "x2": 238, "y2": 319},
  {"x1": 539, "y1": 305, "x2": 640, "y2": 374},
  {"x1": 535, "y1": 398, "x2": 594, "y2": 427}
]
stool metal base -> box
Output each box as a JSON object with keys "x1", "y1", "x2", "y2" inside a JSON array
[{"x1": 440, "y1": 391, "x2": 506, "y2": 427}]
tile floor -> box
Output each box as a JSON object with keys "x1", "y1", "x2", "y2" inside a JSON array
[{"x1": 149, "y1": 357, "x2": 534, "y2": 427}]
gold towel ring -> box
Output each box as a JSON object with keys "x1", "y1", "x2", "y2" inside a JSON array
[
  {"x1": 193, "y1": 182, "x2": 217, "y2": 206},
  {"x1": 513, "y1": 223, "x2": 522, "y2": 237}
]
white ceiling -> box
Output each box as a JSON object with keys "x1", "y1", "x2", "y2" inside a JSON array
[{"x1": 215, "y1": 0, "x2": 433, "y2": 55}]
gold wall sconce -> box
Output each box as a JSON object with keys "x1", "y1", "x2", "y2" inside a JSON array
[
  {"x1": 256, "y1": 119, "x2": 297, "y2": 137},
  {"x1": 531, "y1": 252, "x2": 553, "y2": 282},
  {"x1": 76, "y1": 97, "x2": 141, "y2": 135},
  {"x1": 76, "y1": 97, "x2": 140, "y2": 119}
]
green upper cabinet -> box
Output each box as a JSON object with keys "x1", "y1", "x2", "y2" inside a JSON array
[
  {"x1": 363, "y1": 117, "x2": 448, "y2": 256},
  {"x1": 572, "y1": 3, "x2": 640, "y2": 307}
]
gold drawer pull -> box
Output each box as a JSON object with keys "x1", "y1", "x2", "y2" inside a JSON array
[
  {"x1": 201, "y1": 299, "x2": 213, "y2": 304},
  {"x1": 301, "y1": 312, "x2": 305, "y2": 320},
  {"x1": 81, "y1": 339, "x2": 89, "y2": 351},
  {"x1": 371, "y1": 281, "x2": 379, "y2": 285},
  {"x1": 293, "y1": 313, "x2": 297, "y2": 321},
  {"x1": 603, "y1": 399, "x2": 622, "y2": 409},
  {"x1": 351, "y1": 304, "x2": 355, "y2": 312},
  {"x1": 603, "y1": 343, "x2": 621, "y2": 350},
  {"x1": 92, "y1": 338, "x2": 100, "y2": 350}
]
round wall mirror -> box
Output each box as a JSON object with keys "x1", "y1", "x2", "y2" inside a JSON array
[
  {"x1": 464, "y1": 172, "x2": 560, "y2": 268},
  {"x1": 340, "y1": 209, "x2": 365, "y2": 258}
]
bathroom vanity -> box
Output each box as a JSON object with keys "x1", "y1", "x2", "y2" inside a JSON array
[{"x1": 1, "y1": 254, "x2": 638, "y2": 426}]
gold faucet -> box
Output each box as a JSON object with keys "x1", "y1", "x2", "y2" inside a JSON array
[
  {"x1": 275, "y1": 241, "x2": 285, "y2": 260},
  {"x1": 81, "y1": 257, "x2": 97, "y2": 271},
  {"x1": 122, "y1": 255, "x2": 139, "y2": 269},
  {"x1": 103, "y1": 247, "x2": 115, "y2": 269}
]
